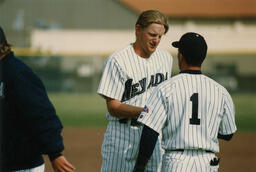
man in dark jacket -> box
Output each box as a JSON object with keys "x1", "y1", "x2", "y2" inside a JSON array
[{"x1": 0, "y1": 26, "x2": 75, "y2": 172}]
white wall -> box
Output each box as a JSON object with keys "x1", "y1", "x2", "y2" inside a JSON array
[
  {"x1": 30, "y1": 21, "x2": 256, "y2": 55},
  {"x1": 30, "y1": 30, "x2": 135, "y2": 55}
]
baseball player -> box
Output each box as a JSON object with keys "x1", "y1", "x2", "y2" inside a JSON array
[
  {"x1": 133, "y1": 32, "x2": 237, "y2": 172},
  {"x1": 0, "y1": 26, "x2": 75, "y2": 172},
  {"x1": 97, "y1": 10, "x2": 173, "y2": 172}
]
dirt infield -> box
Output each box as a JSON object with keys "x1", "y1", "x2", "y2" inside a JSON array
[{"x1": 44, "y1": 128, "x2": 256, "y2": 172}]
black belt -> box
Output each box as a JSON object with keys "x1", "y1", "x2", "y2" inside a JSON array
[
  {"x1": 119, "y1": 118, "x2": 141, "y2": 126},
  {"x1": 172, "y1": 149, "x2": 215, "y2": 153}
]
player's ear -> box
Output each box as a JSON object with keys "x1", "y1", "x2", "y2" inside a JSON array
[
  {"x1": 135, "y1": 24, "x2": 141, "y2": 36},
  {"x1": 178, "y1": 51, "x2": 183, "y2": 59},
  {"x1": 177, "y1": 52, "x2": 186, "y2": 69}
]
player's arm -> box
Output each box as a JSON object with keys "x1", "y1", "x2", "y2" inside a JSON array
[
  {"x1": 218, "y1": 93, "x2": 236, "y2": 141},
  {"x1": 133, "y1": 125, "x2": 159, "y2": 172},
  {"x1": 133, "y1": 87, "x2": 167, "y2": 171},
  {"x1": 98, "y1": 58, "x2": 143, "y2": 118},
  {"x1": 15, "y1": 69, "x2": 75, "y2": 171},
  {"x1": 105, "y1": 97, "x2": 143, "y2": 118}
]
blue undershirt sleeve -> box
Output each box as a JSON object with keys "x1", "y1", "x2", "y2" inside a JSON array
[{"x1": 133, "y1": 125, "x2": 159, "y2": 172}]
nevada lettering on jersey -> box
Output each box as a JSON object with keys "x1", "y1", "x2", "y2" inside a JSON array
[{"x1": 121, "y1": 72, "x2": 168, "y2": 102}]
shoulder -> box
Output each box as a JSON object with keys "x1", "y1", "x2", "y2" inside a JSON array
[
  {"x1": 155, "y1": 74, "x2": 182, "y2": 95},
  {"x1": 155, "y1": 48, "x2": 172, "y2": 57},
  {"x1": 153, "y1": 49, "x2": 173, "y2": 64},
  {"x1": 110, "y1": 44, "x2": 133, "y2": 59},
  {"x1": 3, "y1": 52, "x2": 34, "y2": 77},
  {"x1": 201, "y1": 75, "x2": 231, "y2": 97},
  {"x1": 163, "y1": 73, "x2": 185, "y2": 86},
  {"x1": 104, "y1": 44, "x2": 133, "y2": 67}
]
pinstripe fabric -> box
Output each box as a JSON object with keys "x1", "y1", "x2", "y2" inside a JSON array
[
  {"x1": 138, "y1": 72, "x2": 237, "y2": 171},
  {"x1": 161, "y1": 150, "x2": 218, "y2": 172},
  {"x1": 97, "y1": 43, "x2": 173, "y2": 172}
]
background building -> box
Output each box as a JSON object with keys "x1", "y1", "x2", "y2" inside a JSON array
[{"x1": 1, "y1": 0, "x2": 256, "y2": 92}]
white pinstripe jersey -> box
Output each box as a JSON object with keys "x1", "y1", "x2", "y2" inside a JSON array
[
  {"x1": 97, "y1": 43, "x2": 173, "y2": 120},
  {"x1": 138, "y1": 71, "x2": 237, "y2": 153}
]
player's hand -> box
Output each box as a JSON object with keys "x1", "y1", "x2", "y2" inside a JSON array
[{"x1": 51, "y1": 155, "x2": 75, "y2": 172}]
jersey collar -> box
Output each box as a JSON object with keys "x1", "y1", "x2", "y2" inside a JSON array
[{"x1": 180, "y1": 70, "x2": 202, "y2": 74}]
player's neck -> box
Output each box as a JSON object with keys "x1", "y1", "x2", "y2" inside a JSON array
[
  {"x1": 180, "y1": 66, "x2": 201, "y2": 71},
  {"x1": 133, "y1": 42, "x2": 151, "y2": 59}
]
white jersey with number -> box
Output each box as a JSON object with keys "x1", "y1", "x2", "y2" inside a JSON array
[
  {"x1": 97, "y1": 43, "x2": 173, "y2": 172},
  {"x1": 138, "y1": 71, "x2": 237, "y2": 153}
]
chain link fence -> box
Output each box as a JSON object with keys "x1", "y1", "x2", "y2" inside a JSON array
[{"x1": 17, "y1": 54, "x2": 256, "y2": 93}]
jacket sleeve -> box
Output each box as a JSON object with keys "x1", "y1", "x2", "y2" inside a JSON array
[
  {"x1": 14, "y1": 66, "x2": 64, "y2": 158},
  {"x1": 133, "y1": 125, "x2": 159, "y2": 172}
]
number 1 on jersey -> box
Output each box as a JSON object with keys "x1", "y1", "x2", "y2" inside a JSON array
[{"x1": 190, "y1": 93, "x2": 200, "y2": 125}]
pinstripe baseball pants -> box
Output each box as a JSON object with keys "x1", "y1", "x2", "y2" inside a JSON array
[
  {"x1": 101, "y1": 120, "x2": 162, "y2": 172},
  {"x1": 161, "y1": 150, "x2": 219, "y2": 172}
]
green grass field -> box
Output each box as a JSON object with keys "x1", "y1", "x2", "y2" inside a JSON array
[
  {"x1": 48, "y1": 93, "x2": 256, "y2": 131},
  {"x1": 48, "y1": 93, "x2": 108, "y2": 127},
  {"x1": 231, "y1": 93, "x2": 256, "y2": 132}
]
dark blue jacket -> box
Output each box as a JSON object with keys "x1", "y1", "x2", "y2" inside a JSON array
[{"x1": 0, "y1": 52, "x2": 64, "y2": 171}]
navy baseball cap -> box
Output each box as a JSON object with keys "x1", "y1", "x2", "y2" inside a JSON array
[
  {"x1": 0, "y1": 26, "x2": 7, "y2": 44},
  {"x1": 172, "y1": 32, "x2": 207, "y2": 65}
]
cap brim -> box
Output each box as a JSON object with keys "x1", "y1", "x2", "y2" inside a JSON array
[{"x1": 172, "y1": 41, "x2": 179, "y2": 48}]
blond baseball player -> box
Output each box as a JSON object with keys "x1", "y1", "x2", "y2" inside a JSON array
[
  {"x1": 97, "y1": 10, "x2": 173, "y2": 172},
  {"x1": 133, "y1": 32, "x2": 237, "y2": 172}
]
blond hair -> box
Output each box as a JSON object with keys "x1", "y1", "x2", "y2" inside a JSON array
[{"x1": 136, "y1": 9, "x2": 169, "y2": 34}]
